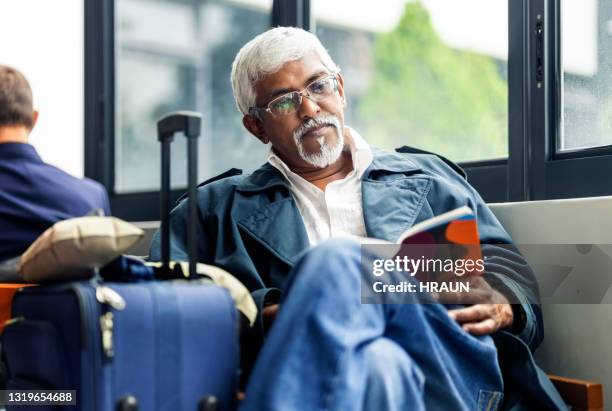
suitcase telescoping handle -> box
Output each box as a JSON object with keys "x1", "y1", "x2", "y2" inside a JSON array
[{"x1": 157, "y1": 111, "x2": 202, "y2": 279}]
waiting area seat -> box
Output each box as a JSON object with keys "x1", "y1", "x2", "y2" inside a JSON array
[
  {"x1": 490, "y1": 196, "x2": 612, "y2": 411},
  {"x1": 128, "y1": 197, "x2": 611, "y2": 410}
]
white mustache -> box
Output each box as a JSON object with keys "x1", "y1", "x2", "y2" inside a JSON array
[{"x1": 292, "y1": 116, "x2": 341, "y2": 141}]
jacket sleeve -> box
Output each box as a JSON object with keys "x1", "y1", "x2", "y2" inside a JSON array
[
  {"x1": 251, "y1": 287, "x2": 283, "y2": 337},
  {"x1": 480, "y1": 243, "x2": 543, "y2": 352},
  {"x1": 423, "y1": 155, "x2": 543, "y2": 352}
]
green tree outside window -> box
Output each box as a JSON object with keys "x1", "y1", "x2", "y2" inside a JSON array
[{"x1": 357, "y1": 2, "x2": 507, "y2": 162}]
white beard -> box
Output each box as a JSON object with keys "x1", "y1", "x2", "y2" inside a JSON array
[{"x1": 292, "y1": 115, "x2": 344, "y2": 168}]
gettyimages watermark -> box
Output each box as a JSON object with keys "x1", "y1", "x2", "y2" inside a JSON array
[{"x1": 360, "y1": 243, "x2": 612, "y2": 304}]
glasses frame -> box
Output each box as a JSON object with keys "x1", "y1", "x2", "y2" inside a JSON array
[{"x1": 249, "y1": 73, "x2": 339, "y2": 118}]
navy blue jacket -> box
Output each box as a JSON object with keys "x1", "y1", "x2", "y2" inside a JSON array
[
  {"x1": 150, "y1": 147, "x2": 566, "y2": 409},
  {"x1": 0, "y1": 143, "x2": 110, "y2": 260}
]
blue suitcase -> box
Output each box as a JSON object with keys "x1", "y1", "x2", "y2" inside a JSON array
[
  {"x1": 2, "y1": 112, "x2": 240, "y2": 410},
  {"x1": 3, "y1": 280, "x2": 238, "y2": 411}
]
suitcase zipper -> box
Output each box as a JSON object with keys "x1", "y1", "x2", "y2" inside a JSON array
[
  {"x1": 99, "y1": 312, "x2": 115, "y2": 358},
  {"x1": 96, "y1": 286, "x2": 126, "y2": 311},
  {"x1": 95, "y1": 285, "x2": 126, "y2": 359}
]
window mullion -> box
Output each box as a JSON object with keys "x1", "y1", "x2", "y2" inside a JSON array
[
  {"x1": 271, "y1": 0, "x2": 311, "y2": 29},
  {"x1": 508, "y1": 0, "x2": 529, "y2": 201}
]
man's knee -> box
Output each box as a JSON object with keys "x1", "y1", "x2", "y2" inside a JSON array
[
  {"x1": 307, "y1": 238, "x2": 361, "y2": 263},
  {"x1": 290, "y1": 237, "x2": 362, "y2": 291}
]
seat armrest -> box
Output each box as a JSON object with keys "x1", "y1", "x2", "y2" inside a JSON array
[{"x1": 549, "y1": 374, "x2": 603, "y2": 411}]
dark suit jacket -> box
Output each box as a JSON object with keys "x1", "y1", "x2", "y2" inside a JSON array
[{"x1": 0, "y1": 143, "x2": 110, "y2": 260}]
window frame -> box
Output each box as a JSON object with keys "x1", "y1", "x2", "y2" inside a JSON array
[
  {"x1": 541, "y1": 0, "x2": 612, "y2": 199},
  {"x1": 84, "y1": 0, "x2": 290, "y2": 221},
  {"x1": 466, "y1": 0, "x2": 612, "y2": 202},
  {"x1": 84, "y1": 0, "x2": 114, "y2": 193},
  {"x1": 84, "y1": 0, "x2": 612, "y2": 221}
]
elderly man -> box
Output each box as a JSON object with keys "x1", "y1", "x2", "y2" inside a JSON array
[{"x1": 150, "y1": 28, "x2": 565, "y2": 410}]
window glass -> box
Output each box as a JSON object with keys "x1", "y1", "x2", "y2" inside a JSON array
[
  {"x1": 315, "y1": 0, "x2": 508, "y2": 162},
  {"x1": 0, "y1": 0, "x2": 84, "y2": 177},
  {"x1": 116, "y1": 0, "x2": 272, "y2": 193},
  {"x1": 559, "y1": 0, "x2": 612, "y2": 152}
]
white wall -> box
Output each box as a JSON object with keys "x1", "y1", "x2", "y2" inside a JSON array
[{"x1": 0, "y1": 0, "x2": 84, "y2": 178}]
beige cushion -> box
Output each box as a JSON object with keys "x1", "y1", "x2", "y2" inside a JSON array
[{"x1": 19, "y1": 216, "x2": 144, "y2": 282}]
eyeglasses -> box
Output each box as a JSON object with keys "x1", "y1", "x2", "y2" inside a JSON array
[{"x1": 249, "y1": 74, "x2": 339, "y2": 118}]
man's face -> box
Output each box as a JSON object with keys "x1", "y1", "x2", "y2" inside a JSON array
[{"x1": 244, "y1": 52, "x2": 346, "y2": 170}]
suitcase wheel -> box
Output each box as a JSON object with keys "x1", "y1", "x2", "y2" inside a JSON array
[
  {"x1": 198, "y1": 395, "x2": 219, "y2": 411},
  {"x1": 116, "y1": 394, "x2": 138, "y2": 411}
]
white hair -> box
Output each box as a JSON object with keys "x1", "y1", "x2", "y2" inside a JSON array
[{"x1": 231, "y1": 27, "x2": 340, "y2": 115}]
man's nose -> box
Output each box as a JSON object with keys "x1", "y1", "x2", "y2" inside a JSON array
[{"x1": 297, "y1": 94, "x2": 320, "y2": 120}]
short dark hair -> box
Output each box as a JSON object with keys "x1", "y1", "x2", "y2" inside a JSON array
[{"x1": 0, "y1": 65, "x2": 34, "y2": 129}]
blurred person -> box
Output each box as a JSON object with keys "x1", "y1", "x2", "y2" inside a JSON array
[
  {"x1": 0, "y1": 65, "x2": 110, "y2": 261},
  {"x1": 151, "y1": 28, "x2": 566, "y2": 410}
]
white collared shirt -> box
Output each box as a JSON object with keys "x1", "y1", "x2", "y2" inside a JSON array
[{"x1": 267, "y1": 127, "x2": 374, "y2": 246}]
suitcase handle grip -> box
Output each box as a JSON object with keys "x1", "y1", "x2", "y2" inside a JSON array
[
  {"x1": 157, "y1": 111, "x2": 202, "y2": 141},
  {"x1": 157, "y1": 111, "x2": 202, "y2": 279}
]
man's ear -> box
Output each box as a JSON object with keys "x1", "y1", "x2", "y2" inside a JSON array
[
  {"x1": 30, "y1": 110, "x2": 39, "y2": 131},
  {"x1": 243, "y1": 114, "x2": 269, "y2": 144}
]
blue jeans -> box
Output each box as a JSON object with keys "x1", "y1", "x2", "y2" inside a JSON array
[{"x1": 240, "y1": 239, "x2": 505, "y2": 411}]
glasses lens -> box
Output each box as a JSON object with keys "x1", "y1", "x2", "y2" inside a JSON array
[
  {"x1": 308, "y1": 77, "x2": 336, "y2": 99},
  {"x1": 270, "y1": 93, "x2": 298, "y2": 116}
]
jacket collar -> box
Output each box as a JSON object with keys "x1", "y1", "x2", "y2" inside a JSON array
[
  {"x1": 236, "y1": 162, "x2": 290, "y2": 193},
  {"x1": 364, "y1": 147, "x2": 421, "y2": 177},
  {"x1": 0, "y1": 143, "x2": 43, "y2": 162},
  {"x1": 233, "y1": 163, "x2": 303, "y2": 267}
]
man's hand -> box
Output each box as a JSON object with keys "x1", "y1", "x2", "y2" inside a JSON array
[
  {"x1": 448, "y1": 303, "x2": 513, "y2": 335},
  {"x1": 434, "y1": 275, "x2": 514, "y2": 335}
]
